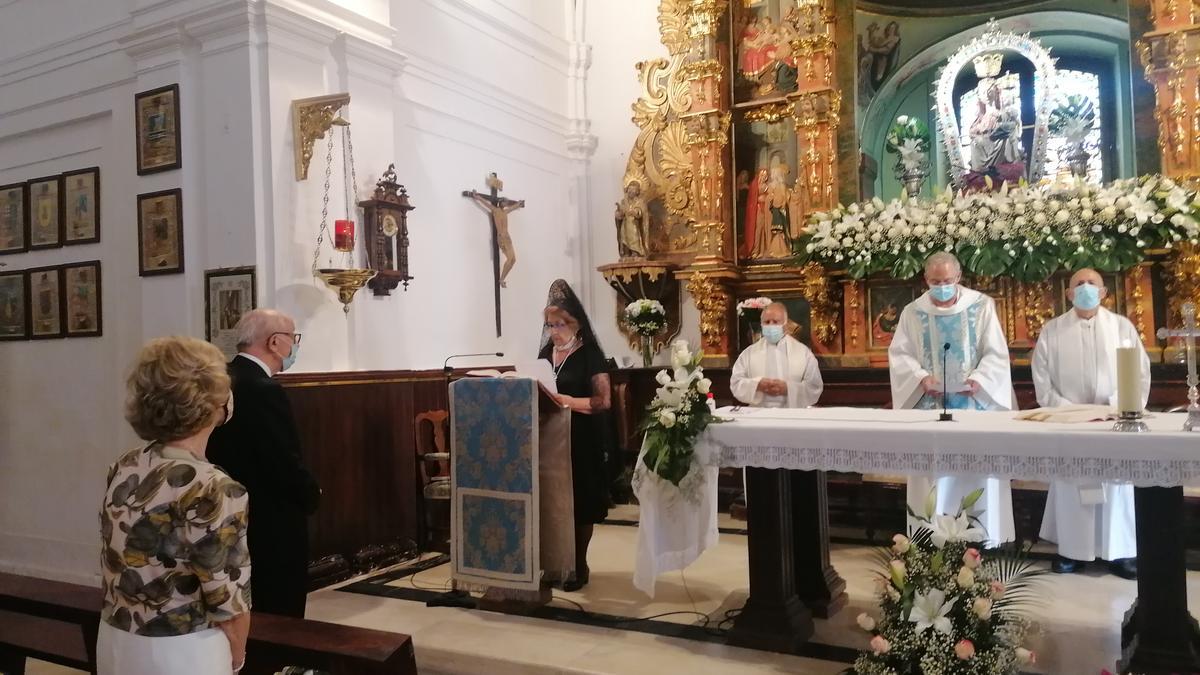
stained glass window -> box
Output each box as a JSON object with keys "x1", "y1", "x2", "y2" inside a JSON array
[{"x1": 1045, "y1": 69, "x2": 1103, "y2": 184}]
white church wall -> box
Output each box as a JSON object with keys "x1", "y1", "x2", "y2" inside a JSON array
[{"x1": 582, "y1": 0, "x2": 695, "y2": 367}]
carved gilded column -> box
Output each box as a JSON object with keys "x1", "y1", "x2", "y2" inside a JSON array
[
  {"x1": 794, "y1": 89, "x2": 842, "y2": 217},
  {"x1": 681, "y1": 267, "x2": 739, "y2": 365},
  {"x1": 1138, "y1": 2, "x2": 1200, "y2": 343}
]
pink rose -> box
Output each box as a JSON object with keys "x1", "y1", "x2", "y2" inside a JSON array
[
  {"x1": 954, "y1": 639, "x2": 976, "y2": 660},
  {"x1": 962, "y1": 548, "x2": 981, "y2": 569},
  {"x1": 990, "y1": 580, "x2": 1006, "y2": 599},
  {"x1": 870, "y1": 635, "x2": 891, "y2": 655},
  {"x1": 892, "y1": 534, "x2": 910, "y2": 554}
]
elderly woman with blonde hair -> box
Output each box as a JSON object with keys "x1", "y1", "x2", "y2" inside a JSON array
[{"x1": 98, "y1": 336, "x2": 251, "y2": 674}]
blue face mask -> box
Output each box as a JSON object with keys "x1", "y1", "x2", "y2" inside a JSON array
[
  {"x1": 1072, "y1": 283, "x2": 1101, "y2": 311},
  {"x1": 281, "y1": 343, "x2": 299, "y2": 372},
  {"x1": 761, "y1": 324, "x2": 785, "y2": 344},
  {"x1": 929, "y1": 283, "x2": 957, "y2": 302}
]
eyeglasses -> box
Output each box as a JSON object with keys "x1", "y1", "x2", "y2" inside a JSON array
[
  {"x1": 544, "y1": 322, "x2": 568, "y2": 330},
  {"x1": 269, "y1": 332, "x2": 302, "y2": 345}
]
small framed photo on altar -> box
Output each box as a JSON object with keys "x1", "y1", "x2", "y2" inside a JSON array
[
  {"x1": 137, "y1": 189, "x2": 184, "y2": 276},
  {"x1": 62, "y1": 167, "x2": 100, "y2": 245},
  {"x1": 28, "y1": 175, "x2": 63, "y2": 250},
  {"x1": 0, "y1": 270, "x2": 29, "y2": 340},
  {"x1": 205, "y1": 266, "x2": 256, "y2": 356},
  {"x1": 0, "y1": 182, "x2": 29, "y2": 255},
  {"x1": 63, "y1": 260, "x2": 102, "y2": 338},
  {"x1": 27, "y1": 265, "x2": 64, "y2": 339},
  {"x1": 135, "y1": 84, "x2": 181, "y2": 175}
]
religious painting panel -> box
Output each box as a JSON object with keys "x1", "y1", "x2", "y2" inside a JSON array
[
  {"x1": 62, "y1": 167, "x2": 100, "y2": 245},
  {"x1": 206, "y1": 266, "x2": 256, "y2": 357},
  {"x1": 63, "y1": 261, "x2": 101, "y2": 338},
  {"x1": 27, "y1": 265, "x2": 63, "y2": 339},
  {"x1": 0, "y1": 270, "x2": 28, "y2": 340},
  {"x1": 734, "y1": 114, "x2": 801, "y2": 263},
  {"x1": 857, "y1": 20, "x2": 902, "y2": 107},
  {"x1": 135, "y1": 84, "x2": 181, "y2": 175},
  {"x1": 28, "y1": 175, "x2": 62, "y2": 250},
  {"x1": 0, "y1": 182, "x2": 28, "y2": 255},
  {"x1": 867, "y1": 282, "x2": 915, "y2": 349},
  {"x1": 732, "y1": 0, "x2": 808, "y2": 104},
  {"x1": 137, "y1": 189, "x2": 184, "y2": 276}
]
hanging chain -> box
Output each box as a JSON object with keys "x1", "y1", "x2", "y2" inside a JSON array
[
  {"x1": 342, "y1": 124, "x2": 360, "y2": 269},
  {"x1": 311, "y1": 132, "x2": 336, "y2": 275}
]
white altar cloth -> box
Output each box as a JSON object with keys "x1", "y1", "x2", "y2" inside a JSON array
[
  {"x1": 633, "y1": 406, "x2": 1200, "y2": 596},
  {"x1": 705, "y1": 407, "x2": 1200, "y2": 487}
]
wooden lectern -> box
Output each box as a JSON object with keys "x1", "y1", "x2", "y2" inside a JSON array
[{"x1": 448, "y1": 377, "x2": 574, "y2": 609}]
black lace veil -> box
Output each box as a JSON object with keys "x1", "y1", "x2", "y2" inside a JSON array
[{"x1": 538, "y1": 279, "x2": 606, "y2": 360}]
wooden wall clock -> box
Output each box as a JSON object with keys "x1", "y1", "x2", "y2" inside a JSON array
[{"x1": 359, "y1": 164, "x2": 414, "y2": 296}]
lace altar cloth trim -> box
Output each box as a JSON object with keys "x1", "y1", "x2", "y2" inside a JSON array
[{"x1": 702, "y1": 407, "x2": 1200, "y2": 487}]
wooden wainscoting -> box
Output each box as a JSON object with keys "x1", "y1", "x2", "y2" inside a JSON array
[{"x1": 277, "y1": 369, "x2": 453, "y2": 568}]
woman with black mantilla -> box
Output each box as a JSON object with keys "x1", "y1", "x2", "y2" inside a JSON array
[{"x1": 538, "y1": 279, "x2": 613, "y2": 592}]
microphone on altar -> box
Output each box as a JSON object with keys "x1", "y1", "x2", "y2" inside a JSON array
[
  {"x1": 443, "y1": 352, "x2": 505, "y2": 375},
  {"x1": 939, "y1": 342, "x2": 954, "y2": 422}
]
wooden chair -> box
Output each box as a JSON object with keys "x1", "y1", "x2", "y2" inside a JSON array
[{"x1": 415, "y1": 410, "x2": 451, "y2": 553}]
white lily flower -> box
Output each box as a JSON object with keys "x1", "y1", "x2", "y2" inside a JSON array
[
  {"x1": 657, "y1": 409, "x2": 676, "y2": 428},
  {"x1": 655, "y1": 370, "x2": 671, "y2": 386},
  {"x1": 930, "y1": 512, "x2": 986, "y2": 548},
  {"x1": 909, "y1": 588, "x2": 956, "y2": 634}
]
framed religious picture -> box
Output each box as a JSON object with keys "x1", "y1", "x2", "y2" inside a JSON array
[
  {"x1": 732, "y1": 114, "x2": 801, "y2": 263},
  {"x1": 62, "y1": 167, "x2": 100, "y2": 245},
  {"x1": 27, "y1": 265, "x2": 64, "y2": 339},
  {"x1": 135, "y1": 84, "x2": 181, "y2": 175},
  {"x1": 28, "y1": 175, "x2": 63, "y2": 250},
  {"x1": 137, "y1": 189, "x2": 184, "y2": 276},
  {"x1": 205, "y1": 266, "x2": 256, "y2": 356},
  {"x1": 0, "y1": 270, "x2": 29, "y2": 340},
  {"x1": 867, "y1": 283, "x2": 916, "y2": 349},
  {"x1": 0, "y1": 182, "x2": 28, "y2": 255},
  {"x1": 63, "y1": 261, "x2": 102, "y2": 337}
]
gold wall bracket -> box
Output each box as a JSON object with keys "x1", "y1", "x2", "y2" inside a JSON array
[{"x1": 292, "y1": 93, "x2": 352, "y2": 181}]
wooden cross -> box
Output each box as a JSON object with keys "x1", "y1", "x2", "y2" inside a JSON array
[
  {"x1": 462, "y1": 173, "x2": 525, "y2": 337},
  {"x1": 1157, "y1": 302, "x2": 1200, "y2": 430}
]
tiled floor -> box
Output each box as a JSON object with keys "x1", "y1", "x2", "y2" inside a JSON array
[{"x1": 24, "y1": 506, "x2": 1200, "y2": 675}]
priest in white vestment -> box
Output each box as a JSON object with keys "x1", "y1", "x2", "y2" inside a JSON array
[
  {"x1": 1032, "y1": 268, "x2": 1148, "y2": 579},
  {"x1": 730, "y1": 302, "x2": 824, "y2": 409},
  {"x1": 888, "y1": 252, "x2": 1015, "y2": 546}
]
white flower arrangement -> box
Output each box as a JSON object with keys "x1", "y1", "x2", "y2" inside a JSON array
[
  {"x1": 797, "y1": 175, "x2": 1200, "y2": 282},
  {"x1": 851, "y1": 488, "x2": 1044, "y2": 675},
  {"x1": 638, "y1": 340, "x2": 718, "y2": 486},
  {"x1": 736, "y1": 297, "x2": 774, "y2": 316},
  {"x1": 623, "y1": 299, "x2": 667, "y2": 337}
]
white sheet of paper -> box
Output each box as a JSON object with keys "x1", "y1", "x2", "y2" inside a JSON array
[{"x1": 515, "y1": 359, "x2": 558, "y2": 395}]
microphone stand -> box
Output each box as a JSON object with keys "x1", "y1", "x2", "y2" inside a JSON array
[{"x1": 939, "y1": 342, "x2": 953, "y2": 422}]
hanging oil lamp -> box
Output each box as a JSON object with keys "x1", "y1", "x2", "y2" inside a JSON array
[{"x1": 312, "y1": 114, "x2": 375, "y2": 313}]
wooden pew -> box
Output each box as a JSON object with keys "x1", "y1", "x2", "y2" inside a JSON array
[{"x1": 0, "y1": 572, "x2": 417, "y2": 675}]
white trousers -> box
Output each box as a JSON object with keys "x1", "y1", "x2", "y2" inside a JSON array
[
  {"x1": 1039, "y1": 481, "x2": 1137, "y2": 561},
  {"x1": 97, "y1": 621, "x2": 233, "y2": 675},
  {"x1": 906, "y1": 475, "x2": 1015, "y2": 547}
]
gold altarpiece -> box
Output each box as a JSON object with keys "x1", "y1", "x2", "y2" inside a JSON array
[{"x1": 599, "y1": 0, "x2": 1200, "y2": 367}]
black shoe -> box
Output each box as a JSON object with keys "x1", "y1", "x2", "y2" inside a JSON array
[
  {"x1": 562, "y1": 569, "x2": 589, "y2": 592},
  {"x1": 1052, "y1": 556, "x2": 1087, "y2": 574},
  {"x1": 1108, "y1": 558, "x2": 1137, "y2": 580}
]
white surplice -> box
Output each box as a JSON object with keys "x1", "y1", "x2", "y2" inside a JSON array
[
  {"x1": 1033, "y1": 307, "x2": 1149, "y2": 561},
  {"x1": 730, "y1": 335, "x2": 824, "y2": 409},
  {"x1": 888, "y1": 287, "x2": 1016, "y2": 546}
]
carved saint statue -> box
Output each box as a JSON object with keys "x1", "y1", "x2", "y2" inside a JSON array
[
  {"x1": 968, "y1": 81, "x2": 1024, "y2": 179},
  {"x1": 614, "y1": 180, "x2": 650, "y2": 259}
]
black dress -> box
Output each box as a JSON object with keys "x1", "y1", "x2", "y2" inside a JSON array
[{"x1": 544, "y1": 343, "x2": 612, "y2": 525}]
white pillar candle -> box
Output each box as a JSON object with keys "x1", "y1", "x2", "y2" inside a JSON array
[{"x1": 1116, "y1": 345, "x2": 1141, "y2": 413}]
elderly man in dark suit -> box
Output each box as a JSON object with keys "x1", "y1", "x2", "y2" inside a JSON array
[{"x1": 207, "y1": 308, "x2": 321, "y2": 618}]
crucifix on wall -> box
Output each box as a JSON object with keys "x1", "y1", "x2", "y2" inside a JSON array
[{"x1": 462, "y1": 173, "x2": 525, "y2": 337}]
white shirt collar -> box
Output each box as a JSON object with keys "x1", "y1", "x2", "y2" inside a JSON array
[{"x1": 237, "y1": 352, "x2": 273, "y2": 377}]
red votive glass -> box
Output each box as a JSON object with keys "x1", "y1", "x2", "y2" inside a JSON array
[{"x1": 334, "y1": 219, "x2": 355, "y2": 252}]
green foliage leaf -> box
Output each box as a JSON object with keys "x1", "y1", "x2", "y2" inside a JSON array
[{"x1": 960, "y1": 488, "x2": 985, "y2": 512}]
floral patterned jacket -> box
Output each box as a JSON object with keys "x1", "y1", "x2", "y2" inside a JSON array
[{"x1": 100, "y1": 443, "x2": 251, "y2": 636}]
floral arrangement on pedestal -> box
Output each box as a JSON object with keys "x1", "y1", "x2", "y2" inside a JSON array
[
  {"x1": 624, "y1": 299, "x2": 668, "y2": 367},
  {"x1": 736, "y1": 297, "x2": 773, "y2": 342},
  {"x1": 851, "y1": 488, "x2": 1044, "y2": 675},
  {"x1": 886, "y1": 115, "x2": 931, "y2": 198},
  {"x1": 637, "y1": 340, "x2": 720, "y2": 487},
  {"x1": 796, "y1": 175, "x2": 1200, "y2": 282}
]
